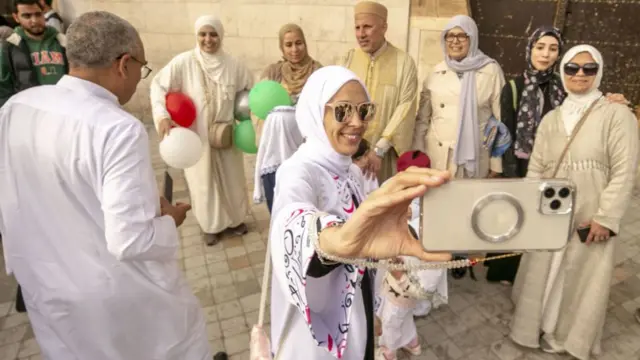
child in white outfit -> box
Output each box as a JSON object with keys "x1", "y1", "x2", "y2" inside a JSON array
[
  {"x1": 375, "y1": 218, "x2": 448, "y2": 359},
  {"x1": 374, "y1": 151, "x2": 448, "y2": 360}
]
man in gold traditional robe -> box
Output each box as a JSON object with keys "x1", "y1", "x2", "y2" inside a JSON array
[{"x1": 339, "y1": 1, "x2": 418, "y2": 183}]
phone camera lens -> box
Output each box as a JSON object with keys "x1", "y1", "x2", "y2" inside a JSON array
[
  {"x1": 550, "y1": 200, "x2": 561, "y2": 210},
  {"x1": 544, "y1": 188, "x2": 555, "y2": 198},
  {"x1": 558, "y1": 187, "x2": 570, "y2": 198}
]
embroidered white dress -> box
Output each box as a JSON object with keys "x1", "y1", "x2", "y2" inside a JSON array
[
  {"x1": 270, "y1": 161, "x2": 370, "y2": 359},
  {"x1": 269, "y1": 66, "x2": 374, "y2": 359}
]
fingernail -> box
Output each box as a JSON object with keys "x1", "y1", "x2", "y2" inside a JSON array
[{"x1": 429, "y1": 176, "x2": 443, "y2": 182}]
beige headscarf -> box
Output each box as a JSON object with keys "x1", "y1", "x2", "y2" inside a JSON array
[
  {"x1": 194, "y1": 15, "x2": 227, "y2": 84},
  {"x1": 277, "y1": 23, "x2": 321, "y2": 97}
]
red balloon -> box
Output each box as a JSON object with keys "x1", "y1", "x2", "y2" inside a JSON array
[{"x1": 165, "y1": 92, "x2": 196, "y2": 127}]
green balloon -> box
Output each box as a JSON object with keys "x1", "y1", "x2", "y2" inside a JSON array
[
  {"x1": 248, "y1": 80, "x2": 292, "y2": 119},
  {"x1": 234, "y1": 121, "x2": 258, "y2": 154}
]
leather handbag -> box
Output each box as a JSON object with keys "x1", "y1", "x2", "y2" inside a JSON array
[{"x1": 208, "y1": 122, "x2": 233, "y2": 149}]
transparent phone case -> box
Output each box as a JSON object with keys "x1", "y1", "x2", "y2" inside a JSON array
[{"x1": 420, "y1": 178, "x2": 576, "y2": 252}]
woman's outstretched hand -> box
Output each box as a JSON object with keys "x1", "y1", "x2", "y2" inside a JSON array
[{"x1": 319, "y1": 167, "x2": 453, "y2": 263}]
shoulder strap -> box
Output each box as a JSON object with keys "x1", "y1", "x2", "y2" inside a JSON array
[
  {"x1": 551, "y1": 97, "x2": 602, "y2": 178},
  {"x1": 192, "y1": 51, "x2": 213, "y2": 110},
  {"x1": 509, "y1": 79, "x2": 518, "y2": 111}
]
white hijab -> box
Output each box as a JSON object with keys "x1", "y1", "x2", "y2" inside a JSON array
[
  {"x1": 252, "y1": 105, "x2": 303, "y2": 203},
  {"x1": 559, "y1": 44, "x2": 604, "y2": 133},
  {"x1": 194, "y1": 15, "x2": 227, "y2": 84},
  {"x1": 271, "y1": 66, "x2": 369, "y2": 219},
  {"x1": 294, "y1": 66, "x2": 369, "y2": 177}
]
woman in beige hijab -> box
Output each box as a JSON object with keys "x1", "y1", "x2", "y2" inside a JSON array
[
  {"x1": 260, "y1": 23, "x2": 322, "y2": 104},
  {"x1": 251, "y1": 24, "x2": 322, "y2": 205}
]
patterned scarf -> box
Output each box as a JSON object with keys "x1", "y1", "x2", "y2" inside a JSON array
[{"x1": 514, "y1": 26, "x2": 566, "y2": 159}]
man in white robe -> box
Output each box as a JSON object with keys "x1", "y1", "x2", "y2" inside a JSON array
[{"x1": 0, "y1": 11, "x2": 222, "y2": 360}]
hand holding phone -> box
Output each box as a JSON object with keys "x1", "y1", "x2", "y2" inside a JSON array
[
  {"x1": 160, "y1": 171, "x2": 192, "y2": 227},
  {"x1": 160, "y1": 197, "x2": 191, "y2": 227},
  {"x1": 577, "y1": 222, "x2": 616, "y2": 244}
]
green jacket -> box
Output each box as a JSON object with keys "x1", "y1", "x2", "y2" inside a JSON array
[{"x1": 0, "y1": 26, "x2": 68, "y2": 106}]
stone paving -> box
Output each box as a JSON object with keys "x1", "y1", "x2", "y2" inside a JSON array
[{"x1": 2, "y1": 123, "x2": 640, "y2": 360}]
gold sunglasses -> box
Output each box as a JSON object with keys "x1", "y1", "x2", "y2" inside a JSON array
[{"x1": 325, "y1": 101, "x2": 376, "y2": 123}]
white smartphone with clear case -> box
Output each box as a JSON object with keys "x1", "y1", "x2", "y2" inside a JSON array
[{"x1": 419, "y1": 178, "x2": 576, "y2": 252}]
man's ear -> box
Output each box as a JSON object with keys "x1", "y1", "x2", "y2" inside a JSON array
[{"x1": 116, "y1": 54, "x2": 131, "y2": 79}]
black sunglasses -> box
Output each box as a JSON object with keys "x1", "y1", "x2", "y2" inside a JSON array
[
  {"x1": 564, "y1": 62, "x2": 599, "y2": 77},
  {"x1": 325, "y1": 101, "x2": 376, "y2": 123}
]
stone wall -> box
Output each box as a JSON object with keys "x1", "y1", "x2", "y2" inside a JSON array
[
  {"x1": 55, "y1": 0, "x2": 470, "y2": 121},
  {"x1": 56, "y1": 0, "x2": 412, "y2": 121}
]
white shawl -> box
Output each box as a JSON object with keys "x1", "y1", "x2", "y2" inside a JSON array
[
  {"x1": 194, "y1": 15, "x2": 228, "y2": 85},
  {"x1": 252, "y1": 105, "x2": 303, "y2": 204}
]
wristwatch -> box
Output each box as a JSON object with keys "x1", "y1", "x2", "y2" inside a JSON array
[{"x1": 373, "y1": 146, "x2": 385, "y2": 158}]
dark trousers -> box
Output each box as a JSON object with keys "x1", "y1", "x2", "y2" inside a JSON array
[{"x1": 262, "y1": 172, "x2": 277, "y2": 213}]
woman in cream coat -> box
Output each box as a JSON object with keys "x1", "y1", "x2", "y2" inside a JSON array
[{"x1": 412, "y1": 15, "x2": 504, "y2": 178}]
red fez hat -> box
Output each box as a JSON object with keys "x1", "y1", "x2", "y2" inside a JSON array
[{"x1": 397, "y1": 150, "x2": 430, "y2": 172}]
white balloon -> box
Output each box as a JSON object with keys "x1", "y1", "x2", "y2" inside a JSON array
[{"x1": 159, "y1": 128, "x2": 203, "y2": 169}]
